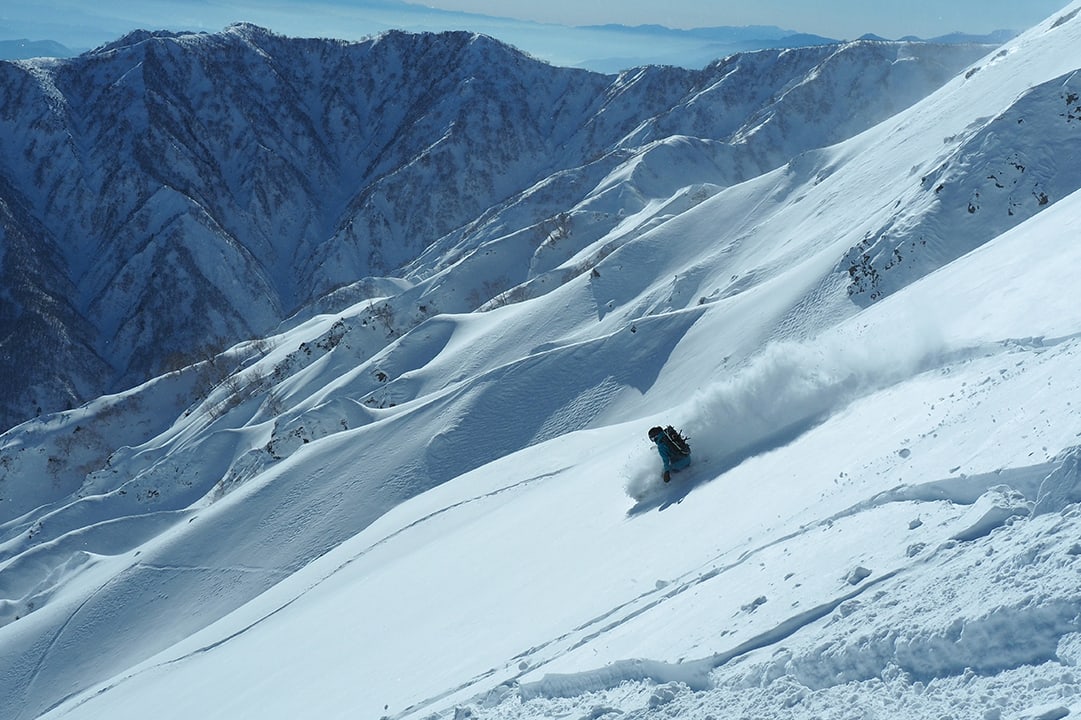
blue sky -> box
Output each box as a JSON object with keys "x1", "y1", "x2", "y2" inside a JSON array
[{"x1": 1, "y1": 0, "x2": 1073, "y2": 56}]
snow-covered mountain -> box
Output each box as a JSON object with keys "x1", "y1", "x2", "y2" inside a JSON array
[
  {"x1": 0, "y1": 27, "x2": 993, "y2": 433},
  {"x1": 2, "y1": 3, "x2": 1081, "y2": 719}
]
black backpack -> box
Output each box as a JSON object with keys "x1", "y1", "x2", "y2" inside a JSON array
[{"x1": 661, "y1": 426, "x2": 691, "y2": 456}]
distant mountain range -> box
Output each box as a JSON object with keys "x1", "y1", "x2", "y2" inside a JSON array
[
  {"x1": 0, "y1": 38, "x2": 78, "y2": 60},
  {"x1": 0, "y1": 23, "x2": 1017, "y2": 70}
]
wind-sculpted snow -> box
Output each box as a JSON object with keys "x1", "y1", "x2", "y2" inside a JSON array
[
  {"x1": 1033, "y1": 447, "x2": 1081, "y2": 516},
  {"x1": 843, "y1": 45, "x2": 1081, "y2": 305}
]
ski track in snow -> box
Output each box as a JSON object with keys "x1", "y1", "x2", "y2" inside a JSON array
[
  {"x1": 447, "y1": 507, "x2": 1081, "y2": 720},
  {"x1": 406, "y1": 445, "x2": 1063, "y2": 716},
  {"x1": 38, "y1": 467, "x2": 574, "y2": 717},
  {"x1": 27, "y1": 560, "x2": 290, "y2": 717}
]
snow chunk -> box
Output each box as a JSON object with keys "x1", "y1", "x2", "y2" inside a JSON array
[
  {"x1": 950, "y1": 486, "x2": 1031, "y2": 542},
  {"x1": 1019, "y1": 705, "x2": 1070, "y2": 720},
  {"x1": 845, "y1": 566, "x2": 872, "y2": 585},
  {"x1": 647, "y1": 682, "x2": 683, "y2": 708}
]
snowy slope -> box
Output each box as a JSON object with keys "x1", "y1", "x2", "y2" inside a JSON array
[
  {"x1": 2, "y1": 3, "x2": 1081, "y2": 720},
  {"x1": 22, "y1": 179, "x2": 1081, "y2": 720}
]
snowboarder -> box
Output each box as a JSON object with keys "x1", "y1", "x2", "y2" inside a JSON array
[{"x1": 649, "y1": 425, "x2": 691, "y2": 482}]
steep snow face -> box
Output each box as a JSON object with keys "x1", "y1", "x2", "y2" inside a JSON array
[
  {"x1": 842, "y1": 36, "x2": 1081, "y2": 304},
  {"x1": 0, "y1": 26, "x2": 991, "y2": 431}
]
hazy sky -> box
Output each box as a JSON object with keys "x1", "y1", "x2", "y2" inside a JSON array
[
  {"x1": 1, "y1": 0, "x2": 1074, "y2": 51},
  {"x1": 416, "y1": 0, "x2": 1072, "y2": 38}
]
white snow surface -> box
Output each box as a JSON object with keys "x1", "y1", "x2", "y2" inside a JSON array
[{"x1": 3, "y1": 4, "x2": 1081, "y2": 720}]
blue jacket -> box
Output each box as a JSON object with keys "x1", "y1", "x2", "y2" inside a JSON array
[{"x1": 653, "y1": 436, "x2": 691, "y2": 472}]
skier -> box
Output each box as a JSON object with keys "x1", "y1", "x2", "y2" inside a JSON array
[{"x1": 649, "y1": 425, "x2": 691, "y2": 482}]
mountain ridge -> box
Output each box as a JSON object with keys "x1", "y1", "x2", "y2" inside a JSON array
[{"x1": 0, "y1": 26, "x2": 994, "y2": 432}]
